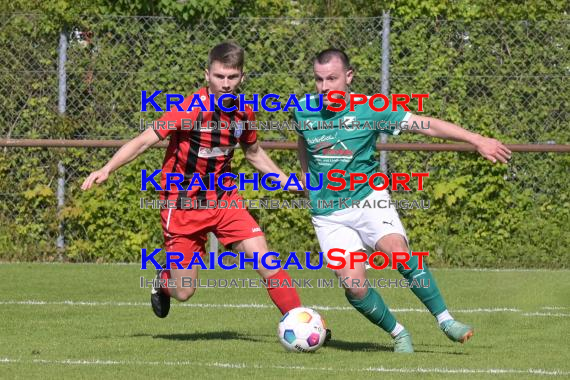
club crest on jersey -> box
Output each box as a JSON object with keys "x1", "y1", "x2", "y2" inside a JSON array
[{"x1": 234, "y1": 122, "x2": 244, "y2": 138}]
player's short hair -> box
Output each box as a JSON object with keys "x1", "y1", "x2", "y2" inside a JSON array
[
  {"x1": 313, "y1": 48, "x2": 352, "y2": 71},
  {"x1": 208, "y1": 42, "x2": 245, "y2": 70}
]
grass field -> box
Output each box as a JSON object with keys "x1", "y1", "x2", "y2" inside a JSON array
[{"x1": 1, "y1": 263, "x2": 569, "y2": 379}]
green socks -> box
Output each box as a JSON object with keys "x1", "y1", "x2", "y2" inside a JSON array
[
  {"x1": 397, "y1": 253, "x2": 447, "y2": 316},
  {"x1": 346, "y1": 287, "x2": 397, "y2": 333},
  {"x1": 345, "y1": 252, "x2": 450, "y2": 334}
]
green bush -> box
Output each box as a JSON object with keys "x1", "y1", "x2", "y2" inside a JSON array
[{"x1": 0, "y1": 2, "x2": 568, "y2": 267}]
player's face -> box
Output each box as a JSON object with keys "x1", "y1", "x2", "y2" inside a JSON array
[
  {"x1": 205, "y1": 61, "x2": 244, "y2": 105},
  {"x1": 313, "y1": 57, "x2": 353, "y2": 106}
]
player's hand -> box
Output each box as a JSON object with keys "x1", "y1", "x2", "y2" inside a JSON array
[
  {"x1": 473, "y1": 136, "x2": 512, "y2": 164},
  {"x1": 284, "y1": 178, "x2": 306, "y2": 196},
  {"x1": 81, "y1": 168, "x2": 110, "y2": 190}
]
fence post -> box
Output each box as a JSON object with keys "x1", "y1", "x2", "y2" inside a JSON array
[
  {"x1": 56, "y1": 30, "x2": 67, "y2": 253},
  {"x1": 380, "y1": 11, "x2": 391, "y2": 174}
]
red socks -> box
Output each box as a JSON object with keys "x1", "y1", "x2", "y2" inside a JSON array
[
  {"x1": 158, "y1": 268, "x2": 301, "y2": 314},
  {"x1": 265, "y1": 270, "x2": 302, "y2": 314}
]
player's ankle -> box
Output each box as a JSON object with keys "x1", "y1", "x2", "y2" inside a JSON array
[
  {"x1": 390, "y1": 322, "x2": 405, "y2": 338},
  {"x1": 436, "y1": 310, "x2": 453, "y2": 325}
]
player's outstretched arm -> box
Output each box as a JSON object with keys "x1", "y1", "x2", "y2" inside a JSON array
[
  {"x1": 407, "y1": 114, "x2": 512, "y2": 163},
  {"x1": 241, "y1": 140, "x2": 303, "y2": 192},
  {"x1": 81, "y1": 128, "x2": 160, "y2": 190},
  {"x1": 296, "y1": 137, "x2": 310, "y2": 196}
]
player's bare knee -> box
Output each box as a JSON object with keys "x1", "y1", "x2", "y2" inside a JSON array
[
  {"x1": 173, "y1": 287, "x2": 196, "y2": 302},
  {"x1": 375, "y1": 233, "x2": 408, "y2": 253},
  {"x1": 233, "y1": 236, "x2": 268, "y2": 256},
  {"x1": 346, "y1": 285, "x2": 368, "y2": 300}
]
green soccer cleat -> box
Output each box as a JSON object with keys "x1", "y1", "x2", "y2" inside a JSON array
[
  {"x1": 393, "y1": 329, "x2": 414, "y2": 353},
  {"x1": 440, "y1": 320, "x2": 474, "y2": 343}
]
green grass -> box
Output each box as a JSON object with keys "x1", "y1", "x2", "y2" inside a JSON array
[{"x1": 1, "y1": 263, "x2": 569, "y2": 379}]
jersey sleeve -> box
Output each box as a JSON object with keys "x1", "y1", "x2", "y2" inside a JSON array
[
  {"x1": 369, "y1": 97, "x2": 412, "y2": 136},
  {"x1": 240, "y1": 107, "x2": 258, "y2": 145},
  {"x1": 152, "y1": 109, "x2": 182, "y2": 140},
  {"x1": 152, "y1": 97, "x2": 199, "y2": 140}
]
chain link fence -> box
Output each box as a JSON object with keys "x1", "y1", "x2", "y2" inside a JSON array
[{"x1": 0, "y1": 14, "x2": 568, "y2": 266}]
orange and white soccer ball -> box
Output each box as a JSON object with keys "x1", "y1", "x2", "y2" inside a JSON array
[{"x1": 278, "y1": 307, "x2": 326, "y2": 352}]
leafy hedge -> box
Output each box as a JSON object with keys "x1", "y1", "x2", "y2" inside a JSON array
[{"x1": 0, "y1": 2, "x2": 568, "y2": 267}]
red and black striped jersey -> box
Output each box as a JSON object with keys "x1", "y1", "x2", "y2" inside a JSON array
[{"x1": 153, "y1": 87, "x2": 257, "y2": 206}]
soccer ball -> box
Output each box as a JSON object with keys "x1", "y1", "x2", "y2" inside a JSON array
[{"x1": 278, "y1": 307, "x2": 326, "y2": 352}]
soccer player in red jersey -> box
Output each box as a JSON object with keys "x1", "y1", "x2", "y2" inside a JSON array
[{"x1": 81, "y1": 42, "x2": 316, "y2": 327}]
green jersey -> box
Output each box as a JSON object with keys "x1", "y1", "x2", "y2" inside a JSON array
[{"x1": 294, "y1": 95, "x2": 410, "y2": 216}]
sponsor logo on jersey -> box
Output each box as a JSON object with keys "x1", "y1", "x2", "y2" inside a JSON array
[
  {"x1": 198, "y1": 146, "x2": 236, "y2": 158},
  {"x1": 306, "y1": 133, "x2": 338, "y2": 145},
  {"x1": 314, "y1": 140, "x2": 354, "y2": 162}
]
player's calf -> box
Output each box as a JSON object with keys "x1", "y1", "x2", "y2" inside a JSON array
[
  {"x1": 171, "y1": 286, "x2": 196, "y2": 302},
  {"x1": 344, "y1": 282, "x2": 368, "y2": 299},
  {"x1": 169, "y1": 268, "x2": 198, "y2": 302},
  {"x1": 235, "y1": 236, "x2": 302, "y2": 314},
  {"x1": 263, "y1": 269, "x2": 302, "y2": 314}
]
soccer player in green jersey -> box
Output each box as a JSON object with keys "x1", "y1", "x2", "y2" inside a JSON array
[{"x1": 295, "y1": 49, "x2": 511, "y2": 353}]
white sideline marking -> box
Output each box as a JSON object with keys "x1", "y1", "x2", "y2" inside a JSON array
[
  {"x1": 0, "y1": 300, "x2": 520, "y2": 313},
  {"x1": 522, "y1": 312, "x2": 570, "y2": 317},
  {"x1": 0, "y1": 357, "x2": 569, "y2": 376},
  {"x1": 1, "y1": 300, "x2": 567, "y2": 317},
  {"x1": 432, "y1": 268, "x2": 570, "y2": 273}
]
